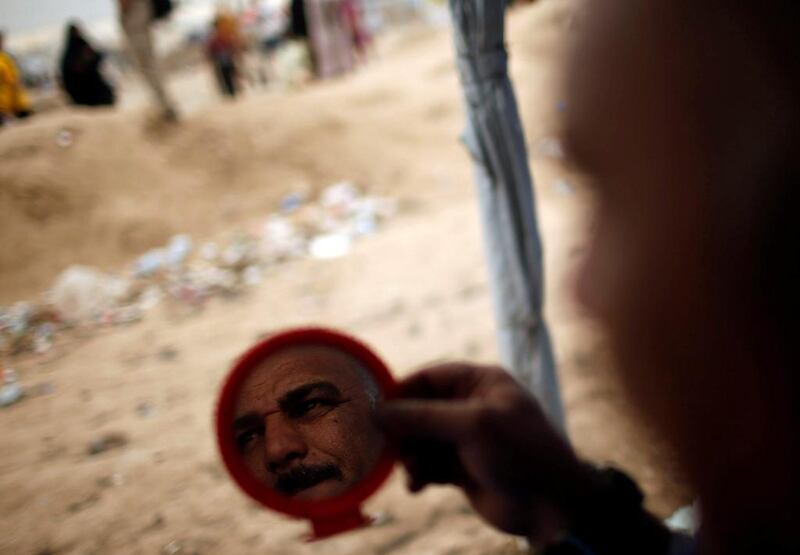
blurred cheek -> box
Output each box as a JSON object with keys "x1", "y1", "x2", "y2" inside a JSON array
[
  {"x1": 301, "y1": 419, "x2": 347, "y2": 467},
  {"x1": 244, "y1": 450, "x2": 269, "y2": 483},
  {"x1": 574, "y1": 202, "x2": 625, "y2": 322}
]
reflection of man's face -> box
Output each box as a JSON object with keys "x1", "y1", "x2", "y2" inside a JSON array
[{"x1": 233, "y1": 345, "x2": 383, "y2": 500}]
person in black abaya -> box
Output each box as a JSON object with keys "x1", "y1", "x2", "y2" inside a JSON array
[{"x1": 60, "y1": 23, "x2": 115, "y2": 107}]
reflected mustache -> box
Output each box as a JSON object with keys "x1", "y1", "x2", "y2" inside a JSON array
[{"x1": 273, "y1": 463, "x2": 343, "y2": 496}]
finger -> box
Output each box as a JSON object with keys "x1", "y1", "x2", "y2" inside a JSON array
[
  {"x1": 397, "y1": 442, "x2": 465, "y2": 492},
  {"x1": 528, "y1": 504, "x2": 567, "y2": 547},
  {"x1": 377, "y1": 399, "x2": 479, "y2": 442},
  {"x1": 397, "y1": 363, "x2": 486, "y2": 399}
]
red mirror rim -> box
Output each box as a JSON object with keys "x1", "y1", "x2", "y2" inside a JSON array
[{"x1": 215, "y1": 327, "x2": 398, "y2": 520}]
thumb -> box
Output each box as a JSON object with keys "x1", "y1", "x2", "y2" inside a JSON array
[{"x1": 377, "y1": 399, "x2": 479, "y2": 443}]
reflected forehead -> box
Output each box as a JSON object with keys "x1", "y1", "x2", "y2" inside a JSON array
[{"x1": 235, "y1": 344, "x2": 364, "y2": 413}]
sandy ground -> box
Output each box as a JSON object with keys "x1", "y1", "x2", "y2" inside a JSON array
[{"x1": 0, "y1": 2, "x2": 691, "y2": 554}]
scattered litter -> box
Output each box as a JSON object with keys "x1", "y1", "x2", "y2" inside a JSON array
[
  {"x1": 87, "y1": 432, "x2": 129, "y2": 456},
  {"x1": 1, "y1": 183, "x2": 395, "y2": 358},
  {"x1": 51, "y1": 266, "x2": 131, "y2": 324},
  {"x1": 0, "y1": 368, "x2": 23, "y2": 408},
  {"x1": 554, "y1": 179, "x2": 575, "y2": 195}
]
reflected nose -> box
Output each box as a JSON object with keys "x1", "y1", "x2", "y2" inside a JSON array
[{"x1": 264, "y1": 414, "x2": 308, "y2": 473}]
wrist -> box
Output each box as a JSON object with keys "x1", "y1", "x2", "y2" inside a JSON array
[{"x1": 553, "y1": 466, "x2": 671, "y2": 555}]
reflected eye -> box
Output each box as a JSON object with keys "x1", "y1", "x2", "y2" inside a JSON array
[
  {"x1": 286, "y1": 397, "x2": 344, "y2": 420},
  {"x1": 235, "y1": 427, "x2": 263, "y2": 453}
]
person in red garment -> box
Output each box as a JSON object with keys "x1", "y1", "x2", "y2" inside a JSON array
[
  {"x1": 379, "y1": 2, "x2": 800, "y2": 554},
  {"x1": 207, "y1": 12, "x2": 243, "y2": 98}
]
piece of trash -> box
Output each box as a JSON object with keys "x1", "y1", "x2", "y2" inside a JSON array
[
  {"x1": 97, "y1": 473, "x2": 125, "y2": 489},
  {"x1": 51, "y1": 266, "x2": 130, "y2": 324},
  {"x1": 260, "y1": 216, "x2": 304, "y2": 260},
  {"x1": 87, "y1": 432, "x2": 129, "y2": 456},
  {"x1": 321, "y1": 181, "x2": 358, "y2": 211},
  {"x1": 135, "y1": 249, "x2": 166, "y2": 278},
  {"x1": 554, "y1": 179, "x2": 575, "y2": 195},
  {"x1": 107, "y1": 305, "x2": 143, "y2": 325},
  {"x1": 0, "y1": 368, "x2": 23, "y2": 408},
  {"x1": 143, "y1": 513, "x2": 166, "y2": 532},
  {"x1": 162, "y1": 540, "x2": 183, "y2": 555},
  {"x1": 137, "y1": 286, "x2": 162, "y2": 311},
  {"x1": 166, "y1": 235, "x2": 192, "y2": 267},
  {"x1": 200, "y1": 242, "x2": 219, "y2": 261},
  {"x1": 309, "y1": 233, "x2": 352, "y2": 259},
  {"x1": 157, "y1": 346, "x2": 179, "y2": 361},
  {"x1": 55, "y1": 129, "x2": 74, "y2": 148},
  {"x1": 243, "y1": 265, "x2": 262, "y2": 286},
  {"x1": 280, "y1": 192, "x2": 306, "y2": 213},
  {"x1": 136, "y1": 401, "x2": 155, "y2": 418},
  {"x1": 353, "y1": 206, "x2": 378, "y2": 235},
  {"x1": 67, "y1": 492, "x2": 100, "y2": 513}
]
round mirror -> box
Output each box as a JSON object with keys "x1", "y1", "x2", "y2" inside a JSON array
[{"x1": 215, "y1": 327, "x2": 397, "y2": 538}]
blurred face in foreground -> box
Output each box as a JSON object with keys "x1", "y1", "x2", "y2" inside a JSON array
[
  {"x1": 233, "y1": 345, "x2": 383, "y2": 500},
  {"x1": 566, "y1": 0, "x2": 799, "y2": 514}
]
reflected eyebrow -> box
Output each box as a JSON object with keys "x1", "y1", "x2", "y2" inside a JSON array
[
  {"x1": 232, "y1": 381, "x2": 344, "y2": 429},
  {"x1": 278, "y1": 381, "x2": 342, "y2": 411},
  {"x1": 233, "y1": 412, "x2": 262, "y2": 431}
]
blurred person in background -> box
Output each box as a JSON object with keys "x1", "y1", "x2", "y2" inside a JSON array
[
  {"x1": 287, "y1": 0, "x2": 317, "y2": 75},
  {"x1": 0, "y1": 31, "x2": 33, "y2": 126},
  {"x1": 379, "y1": 1, "x2": 800, "y2": 554},
  {"x1": 117, "y1": 0, "x2": 178, "y2": 121},
  {"x1": 60, "y1": 23, "x2": 116, "y2": 107},
  {"x1": 341, "y1": 0, "x2": 371, "y2": 64},
  {"x1": 207, "y1": 11, "x2": 243, "y2": 98},
  {"x1": 240, "y1": 0, "x2": 287, "y2": 86}
]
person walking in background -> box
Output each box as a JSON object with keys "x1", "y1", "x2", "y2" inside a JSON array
[
  {"x1": 0, "y1": 31, "x2": 33, "y2": 127},
  {"x1": 240, "y1": 0, "x2": 286, "y2": 87},
  {"x1": 341, "y1": 0, "x2": 371, "y2": 64},
  {"x1": 60, "y1": 23, "x2": 116, "y2": 107},
  {"x1": 207, "y1": 12, "x2": 243, "y2": 98},
  {"x1": 117, "y1": 0, "x2": 178, "y2": 121}
]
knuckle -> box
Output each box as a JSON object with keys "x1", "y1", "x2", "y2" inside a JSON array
[{"x1": 473, "y1": 401, "x2": 506, "y2": 435}]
